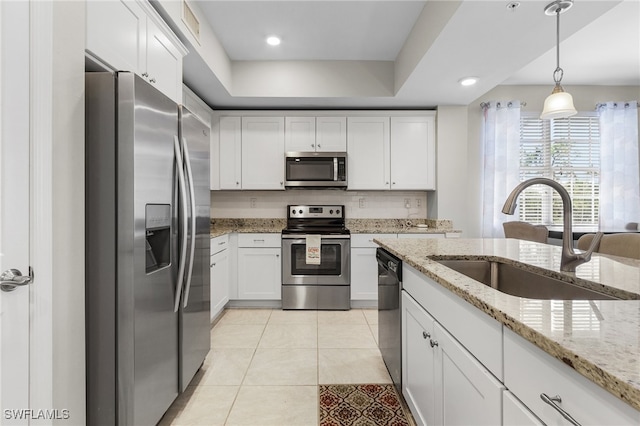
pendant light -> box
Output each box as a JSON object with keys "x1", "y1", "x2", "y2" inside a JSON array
[{"x1": 540, "y1": 0, "x2": 577, "y2": 120}]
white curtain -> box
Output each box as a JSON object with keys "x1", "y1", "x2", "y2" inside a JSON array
[
  {"x1": 481, "y1": 101, "x2": 522, "y2": 238},
  {"x1": 598, "y1": 101, "x2": 640, "y2": 230}
]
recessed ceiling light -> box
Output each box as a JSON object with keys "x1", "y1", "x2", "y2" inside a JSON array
[
  {"x1": 266, "y1": 36, "x2": 281, "y2": 46},
  {"x1": 459, "y1": 77, "x2": 478, "y2": 87}
]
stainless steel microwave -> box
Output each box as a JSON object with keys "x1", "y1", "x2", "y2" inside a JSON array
[{"x1": 285, "y1": 152, "x2": 347, "y2": 189}]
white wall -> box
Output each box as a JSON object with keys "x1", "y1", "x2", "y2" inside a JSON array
[
  {"x1": 429, "y1": 106, "x2": 469, "y2": 235},
  {"x1": 464, "y1": 84, "x2": 640, "y2": 237},
  {"x1": 211, "y1": 190, "x2": 428, "y2": 219}
]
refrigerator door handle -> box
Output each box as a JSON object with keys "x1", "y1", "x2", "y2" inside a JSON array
[
  {"x1": 181, "y1": 137, "x2": 197, "y2": 308},
  {"x1": 173, "y1": 135, "x2": 188, "y2": 313}
]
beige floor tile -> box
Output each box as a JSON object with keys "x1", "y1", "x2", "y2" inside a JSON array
[
  {"x1": 218, "y1": 308, "x2": 272, "y2": 325},
  {"x1": 318, "y1": 324, "x2": 378, "y2": 348},
  {"x1": 369, "y1": 323, "x2": 379, "y2": 345},
  {"x1": 225, "y1": 385, "x2": 318, "y2": 426},
  {"x1": 318, "y1": 348, "x2": 392, "y2": 384},
  {"x1": 191, "y1": 349, "x2": 254, "y2": 386},
  {"x1": 211, "y1": 324, "x2": 265, "y2": 349},
  {"x1": 318, "y1": 309, "x2": 367, "y2": 325},
  {"x1": 362, "y1": 308, "x2": 378, "y2": 325},
  {"x1": 159, "y1": 385, "x2": 238, "y2": 426},
  {"x1": 258, "y1": 323, "x2": 318, "y2": 348},
  {"x1": 243, "y1": 348, "x2": 318, "y2": 385},
  {"x1": 268, "y1": 309, "x2": 318, "y2": 324}
]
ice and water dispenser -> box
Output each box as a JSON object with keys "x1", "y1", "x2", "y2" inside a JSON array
[{"x1": 145, "y1": 204, "x2": 171, "y2": 273}]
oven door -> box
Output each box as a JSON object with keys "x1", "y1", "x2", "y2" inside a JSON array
[{"x1": 282, "y1": 235, "x2": 350, "y2": 285}]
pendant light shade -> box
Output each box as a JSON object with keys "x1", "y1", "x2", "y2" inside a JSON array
[
  {"x1": 540, "y1": 0, "x2": 576, "y2": 120},
  {"x1": 541, "y1": 84, "x2": 577, "y2": 119}
]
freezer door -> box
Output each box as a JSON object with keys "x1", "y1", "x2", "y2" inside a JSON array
[
  {"x1": 119, "y1": 73, "x2": 180, "y2": 426},
  {"x1": 178, "y1": 106, "x2": 211, "y2": 391}
]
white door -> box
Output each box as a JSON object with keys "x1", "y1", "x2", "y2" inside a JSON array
[
  {"x1": 346, "y1": 117, "x2": 390, "y2": 190},
  {"x1": 1, "y1": 0, "x2": 32, "y2": 422}
]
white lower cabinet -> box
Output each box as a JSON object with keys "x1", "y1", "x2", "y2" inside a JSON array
[
  {"x1": 503, "y1": 391, "x2": 544, "y2": 426},
  {"x1": 504, "y1": 327, "x2": 640, "y2": 426},
  {"x1": 237, "y1": 234, "x2": 282, "y2": 300},
  {"x1": 210, "y1": 235, "x2": 229, "y2": 321},
  {"x1": 402, "y1": 291, "x2": 504, "y2": 426},
  {"x1": 350, "y1": 234, "x2": 396, "y2": 301}
]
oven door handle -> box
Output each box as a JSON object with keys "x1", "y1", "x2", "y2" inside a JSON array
[{"x1": 281, "y1": 234, "x2": 350, "y2": 240}]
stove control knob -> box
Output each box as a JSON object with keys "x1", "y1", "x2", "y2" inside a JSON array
[
  {"x1": 329, "y1": 210, "x2": 334, "y2": 214},
  {"x1": 291, "y1": 209, "x2": 296, "y2": 215},
  {"x1": 299, "y1": 210, "x2": 303, "y2": 214},
  {"x1": 336, "y1": 209, "x2": 341, "y2": 215}
]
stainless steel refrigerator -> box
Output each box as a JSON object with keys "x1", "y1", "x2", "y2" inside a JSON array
[{"x1": 85, "y1": 72, "x2": 210, "y2": 425}]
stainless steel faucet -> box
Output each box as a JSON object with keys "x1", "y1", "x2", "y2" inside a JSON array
[{"x1": 502, "y1": 177, "x2": 603, "y2": 272}]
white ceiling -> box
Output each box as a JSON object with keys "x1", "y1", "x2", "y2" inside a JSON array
[{"x1": 183, "y1": 0, "x2": 640, "y2": 109}]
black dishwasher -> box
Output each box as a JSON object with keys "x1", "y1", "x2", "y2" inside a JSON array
[{"x1": 377, "y1": 248, "x2": 402, "y2": 392}]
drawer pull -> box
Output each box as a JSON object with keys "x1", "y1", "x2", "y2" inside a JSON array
[
  {"x1": 540, "y1": 393, "x2": 582, "y2": 426},
  {"x1": 218, "y1": 241, "x2": 226, "y2": 245},
  {"x1": 422, "y1": 331, "x2": 430, "y2": 339},
  {"x1": 429, "y1": 339, "x2": 438, "y2": 348},
  {"x1": 254, "y1": 239, "x2": 265, "y2": 243}
]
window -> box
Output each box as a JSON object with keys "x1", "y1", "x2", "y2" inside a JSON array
[{"x1": 518, "y1": 113, "x2": 600, "y2": 227}]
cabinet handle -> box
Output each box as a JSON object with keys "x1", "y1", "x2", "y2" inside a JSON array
[
  {"x1": 254, "y1": 239, "x2": 265, "y2": 243},
  {"x1": 392, "y1": 182, "x2": 396, "y2": 185},
  {"x1": 317, "y1": 144, "x2": 321, "y2": 148},
  {"x1": 218, "y1": 241, "x2": 226, "y2": 245},
  {"x1": 385, "y1": 182, "x2": 389, "y2": 185},
  {"x1": 311, "y1": 144, "x2": 315, "y2": 148},
  {"x1": 422, "y1": 331, "x2": 430, "y2": 339},
  {"x1": 540, "y1": 394, "x2": 582, "y2": 426},
  {"x1": 276, "y1": 254, "x2": 279, "y2": 257},
  {"x1": 236, "y1": 182, "x2": 240, "y2": 185},
  {"x1": 429, "y1": 339, "x2": 438, "y2": 348},
  {"x1": 149, "y1": 77, "x2": 156, "y2": 83},
  {"x1": 210, "y1": 263, "x2": 215, "y2": 267},
  {"x1": 280, "y1": 181, "x2": 283, "y2": 185},
  {"x1": 142, "y1": 72, "x2": 149, "y2": 77}
]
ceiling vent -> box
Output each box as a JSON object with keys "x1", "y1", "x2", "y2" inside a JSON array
[{"x1": 182, "y1": 1, "x2": 200, "y2": 43}]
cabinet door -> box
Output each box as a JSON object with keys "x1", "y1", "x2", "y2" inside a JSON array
[
  {"x1": 145, "y1": 18, "x2": 182, "y2": 103},
  {"x1": 86, "y1": 0, "x2": 145, "y2": 74},
  {"x1": 210, "y1": 249, "x2": 229, "y2": 321},
  {"x1": 347, "y1": 117, "x2": 390, "y2": 190},
  {"x1": 503, "y1": 391, "x2": 545, "y2": 426},
  {"x1": 242, "y1": 117, "x2": 285, "y2": 190},
  {"x1": 434, "y1": 322, "x2": 504, "y2": 426},
  {"x1": 285, "y1": 116, "x2": 316, "y2": 152},
  {"x1": 237, "y1": 248, "x2": 281, "y2": 299},
  {"x1": 219, "y1": 117, "x2": 242, "y2": 189},
  {"x1": 402, "y1": 292, "x2": 436, "y2": 426},
  {"x1": 350, "y1": 247, "x2": 378, "y2": 301},
  {"x1": 390, "y1": 116, "x2": 436, "y2": 190},
  {"x1": 316, "y1": 117, "x2": 347, "y2": 152}
]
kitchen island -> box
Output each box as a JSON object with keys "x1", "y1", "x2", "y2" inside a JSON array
[{"x1": 374, "y1": 237, "x2": 640, "y2": 424}]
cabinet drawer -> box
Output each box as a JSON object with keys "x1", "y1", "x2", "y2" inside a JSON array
[
  {"x1": 237, "y1": 233, "x2": 281, "y2": 248},
  {"x1": 352, "y1": 234, "x2": 396, "y2": 248},
  {"x1": 211, "y1": 234, "x2": 229, "y2": 255},
  {"x1": 504, "y1": 328, "x2": 640, "y2": 425}
]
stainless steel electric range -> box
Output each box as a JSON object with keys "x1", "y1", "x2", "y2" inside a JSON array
[{"x1": 281, "y1": 205, "x2": 350, "y2": 310}]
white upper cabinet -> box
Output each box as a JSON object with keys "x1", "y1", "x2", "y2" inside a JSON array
[
  {"x1": 390, "y1": 116, "x2": 436, "y2": 190},
  {"x1": 241, "y1": 117, "x2": 285, "y2": 190},
  {"x1": 219, "y1": 117, "x2": 242, "y2": 190},
  {"x1": 316, "y1": 117, "x2": 347, "y2": 152},
  {"x1": 347, "y1": 117, "x2": 391, "y2": 190},
  {"x1": 285, "y1": 117, "x2": 316, "y2": 152},
  {"x1": 86, "y1": 0, "x2": 186, "y2": 103},
  {"x1": 285, "y1": 116, "x2": 347, "y2": 152}
]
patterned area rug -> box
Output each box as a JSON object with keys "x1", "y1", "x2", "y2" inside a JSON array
[{"x1": 319, "y1": 384, "x2": 412, "y2": 426}]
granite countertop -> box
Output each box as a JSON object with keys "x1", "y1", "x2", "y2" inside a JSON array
[
  {"x1": 373, "y1": 237, "x2": 640, "y2": 411},
  {"x1": 210, "y1": 218, "x2": 461, "y2": 237}
]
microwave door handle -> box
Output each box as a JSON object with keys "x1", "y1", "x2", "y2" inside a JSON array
[
  {"x1": 181, "y1": 137, "x2": 197, "y2": 309},
  {"x1": 333, "y1": 157, "x2": 338, "y2": 181},
  {"x1": 173, "y1": 135, "x2": 188, "y2": 313}
]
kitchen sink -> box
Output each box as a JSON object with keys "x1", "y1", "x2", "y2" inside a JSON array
[{"x1": 434, "y1": 259, "x2": 619, "y2": 300}]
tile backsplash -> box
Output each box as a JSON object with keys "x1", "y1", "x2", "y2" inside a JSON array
[{"x1": 210, "y1": 190, "x2": 428, "y2": 219}]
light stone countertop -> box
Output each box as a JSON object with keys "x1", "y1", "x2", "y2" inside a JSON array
[
  {"x1": 210, "y1": 218, "x2": 461, "y2": 237},
  {"x1": 373, "y1": 237, "x2": 640, "y2": 412}
]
